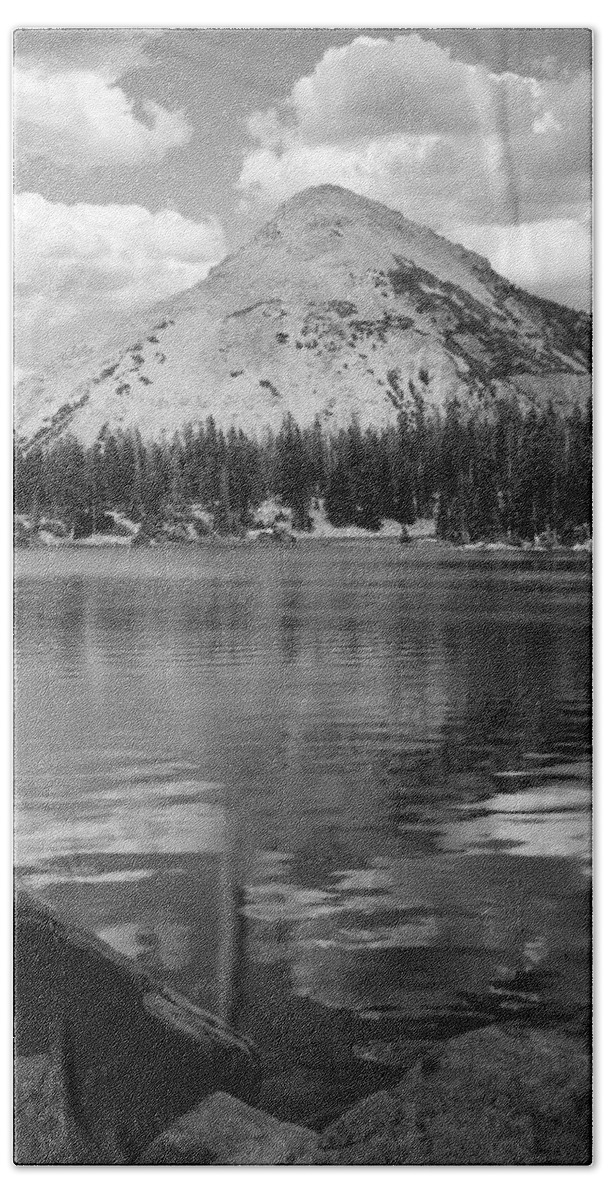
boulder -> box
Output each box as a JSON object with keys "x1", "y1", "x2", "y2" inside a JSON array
[
  {"x1": 298, "y1": 1026, "x2": 591, "y2": 1166},
  {"x1": 139, "y1": 1091, "x2": 318, "y2": 1165},
  {"x1": 14, "y1": 890, "x2": 259, "y2": 1163},
  {"x1": 14, "y1": 1053, "x2": 102, "y2": 1164}
]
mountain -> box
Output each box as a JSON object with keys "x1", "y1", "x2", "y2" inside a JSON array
[{"x1": 15, "y1": 185, "x2": 591, "y2": 448}]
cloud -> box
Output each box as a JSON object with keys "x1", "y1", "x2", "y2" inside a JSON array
[
  {"x1": 239, "y1": 35, "x2": 590, "y2": 223},
  {"x1": 14, "y1": 64, "x2": 193, "y2": 169},
  {"x1": 288, "y1": 34, "x2": 544, "y2": 144},
  {"x1": 447, "y1": 217, "x2": 592, "y2": 311},
  {"x1": 238, "y1": 34, "x2": 591, "y2": 307},
  {"x1": 14, "y1": 193, "x2": 226, "y2": 366}
]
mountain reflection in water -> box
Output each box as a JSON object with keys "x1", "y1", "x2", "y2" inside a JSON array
[{"x1": 14, "y1": 542, "x2": 591, "y2": 1085}]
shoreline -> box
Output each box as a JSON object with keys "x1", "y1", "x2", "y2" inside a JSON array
[
  {"x1": 14, "y1": 532, "x2": 593, "y2": 554},
  {"x1": 15, "y1": 507, "x2": 592, "y2": 554}
]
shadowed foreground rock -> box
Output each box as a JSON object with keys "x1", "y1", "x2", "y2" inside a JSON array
[
  {"x1": 14, "y1": 891, "x2": 259, "y2": 1164},
  {"x1": 14, "y1": 1054, "x2": 102, "y2": 1165},
  {"x1": 296, "y1": 1027, "x2": 591, "y2": 1165},
  {"x1": 139, "y1": 1092, "x2": 318, "y2": 1164}
]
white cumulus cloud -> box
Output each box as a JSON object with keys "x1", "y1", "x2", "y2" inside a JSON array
[
  {"x1": 14, "y1": 65, "x2": 193, "y2": 169},
  {"x1": 240, "y1": 35, "x2": 590, "y2": 228},
  {"x1": 14, "y1": 193, "x2": 227, "y2": 367},
  {"x1": 447, "y1": 217, "x2": 592, "y2": 311},
  {"x1": 288, "y1": 34, "x2": 541, "y2": 144}
]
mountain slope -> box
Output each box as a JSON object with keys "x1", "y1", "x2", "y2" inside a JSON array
[{"x1": 16, "y1": 185, "x2": 591, "y2": 447}]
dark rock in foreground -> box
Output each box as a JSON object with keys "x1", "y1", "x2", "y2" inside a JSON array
[
  {"x1": 296, "y1": 1026, "x2": 591, "y2": 1165},
  {"x1": 14, "y1": 1054, "x2": 102, "y2": 1165},
  {"x1": 15, "y1": 1025, "x2": 591, "y2": 1165},
  {"x1": 14, "y1": 890, "x2": 258, "y2": 1164},
  {"x1": 139, "y1": 1091, "x2": 317, "y2": 1165}
]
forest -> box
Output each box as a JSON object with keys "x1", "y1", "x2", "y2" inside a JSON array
[{"x1": 14, "y1": 391, "x2": 592, "y2": 545}]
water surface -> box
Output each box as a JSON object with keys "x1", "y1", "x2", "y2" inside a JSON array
[{"x1": 14, "y1": 541, "x2": 591, "y2": 1110}]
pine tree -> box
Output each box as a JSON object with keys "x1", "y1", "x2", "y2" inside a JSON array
[
  {"x1": 408, "y1": 376, "x2": 436, "y2": 516},
  {"x1": 355, "y1": 430, "x2": 384, "y2": 530},
  {"x1": 391, "y1": 412, "x2": 416, "y2": 528},
  {"x1": 275, "y1": 413, "x2": 314, "y2": 529},
  {"x1": 493, "y1": 395, "x2": 521, "y2": 539},
  {"x1": 202, "y1": 416, "x2": 221, "y2": 504},
  {"x1": 562, "y1": 401, "x2": 591, "y2": 534},
  {"x1": 168, "y1": 432, "x2": 185, "y2": 513},
  {"x1": 437, "y1": 398, "x2": 467, "y2": 541},
  {"x1": 214, "y1": 463, "x2": 234, "y2": 534},
  {"x1": 345, "y1": 416, "x2": 365, "y2": 520},
  {"x1": 514, "y1": 408, "x2": 543, "y2": 539},
  {"x1": 142, "y1": 439, "x2": 170, "y2": 519},
  {"x1": 306, "y1": 415, "x2": 328, "y2": 497},
  {"x1": 464, "y1": 415, "x2": 498, "y2": 541},
  {"x1": 536, "y1": 402, "x2": 561, "y2": 535},
  {"x1": 325, "y1": 458, "x2": 355, "y2": 526}
]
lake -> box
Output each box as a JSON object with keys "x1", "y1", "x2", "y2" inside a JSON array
[{"x1": 14, "y1": 540, "x2": 591, "y2": 1117}]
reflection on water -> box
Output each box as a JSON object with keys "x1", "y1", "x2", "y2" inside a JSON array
[{"x1": 14, "y1": 542, "x2": 591, "y2": 1089}]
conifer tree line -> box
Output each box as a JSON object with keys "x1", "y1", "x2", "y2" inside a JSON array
[{"x1": 14, "y1": 393, "x2": 591, "y2": 543}]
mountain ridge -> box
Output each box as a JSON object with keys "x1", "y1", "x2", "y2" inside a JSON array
[{"x1": 16, "y1": 185, "x2": 591, "y2": 449}]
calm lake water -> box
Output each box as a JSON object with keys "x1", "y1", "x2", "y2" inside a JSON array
[{"x1": 14, "y1": 541, "x2": 591, "y2": 1111}]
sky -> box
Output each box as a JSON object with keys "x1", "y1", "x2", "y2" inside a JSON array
[{"x1": 13, "y1": 27, "x2": 592, "y2": 370}]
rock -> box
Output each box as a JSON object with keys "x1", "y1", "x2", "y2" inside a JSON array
[
  {"x1": 258, "y1": 1069, "x2": 333, "y2": 1129},
  {"x1": 14, "y1": 1053, "x2": 101, "y2": 1164},
  {"x1": 298, "y1": 1027, "x2": 591, "y2": 1166},
  {"x1": 352, "y1": 1038, "x2": 431, "y2": 1071},
  {"x1": 139, "y1": 1091, "x2": 318, "y2": 1164},
  {"x1": 14, "y1": 890, "x2": 259, "y2": 1163}
]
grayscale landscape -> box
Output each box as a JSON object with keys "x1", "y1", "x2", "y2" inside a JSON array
[{"x1": 13, "y1": 27, "x2": 592, "y2": 1166}]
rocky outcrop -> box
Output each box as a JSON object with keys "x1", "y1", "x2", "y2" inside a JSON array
[
  {"x1": 14, "y1": 890, "x2": 259, "y2": 1164},
  {"x1": 14, "y1": 1054, "x2": 101, "y2": 1165},
  {"x1": 296, "y1": 1026, "x2": 591, "y2": 1165},
  {"x1": 15, "y1": 1016, "x2": 591, "y2": 1165},
  {"x1": 139, "y1": 1092, "x2": 317, "y2": 1165}
]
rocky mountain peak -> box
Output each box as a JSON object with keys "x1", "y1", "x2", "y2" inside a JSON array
[{"x1": 16, "y1": 186, "x2": 591, "y2": 449}]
